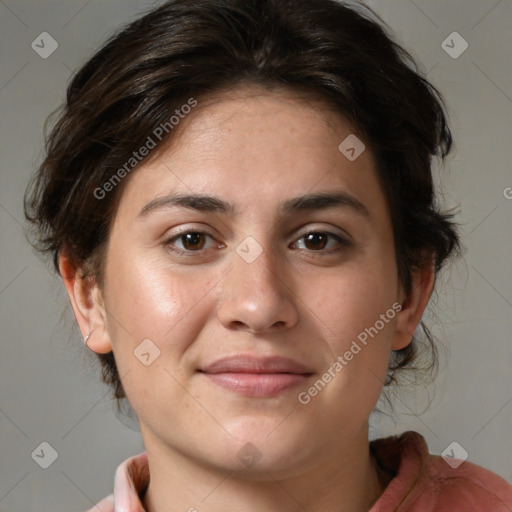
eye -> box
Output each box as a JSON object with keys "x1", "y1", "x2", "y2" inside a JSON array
[
  {"x1": 165, "y1": 231, "x2": 219, "y2": 253},
  {"x1": 291, "y1": 231, "x2": 351, "y2": 252},
  {"x1": 163, "y1": 229, "x2": 350, "y2": 256}
]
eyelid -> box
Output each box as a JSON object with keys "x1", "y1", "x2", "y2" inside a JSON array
[{"x1": 163, "y1": 223, "x2": 217, "y2": 241}]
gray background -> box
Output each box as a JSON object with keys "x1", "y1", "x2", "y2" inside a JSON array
[{"x1": 0, "y1": 0, "x2": 511, "y2": 510}]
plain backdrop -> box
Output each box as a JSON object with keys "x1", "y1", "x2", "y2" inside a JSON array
[{"x1": 0, "y1": 0, "x2": 511, "y2": 510}]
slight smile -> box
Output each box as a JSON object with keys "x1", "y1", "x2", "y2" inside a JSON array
[{"x1": 199, "y1": 355, "x2": 314, "y2": 397}]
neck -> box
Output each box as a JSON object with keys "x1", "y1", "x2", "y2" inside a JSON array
[{"x1": 141, "y1": 426, "x2": 390, "y2": 512}]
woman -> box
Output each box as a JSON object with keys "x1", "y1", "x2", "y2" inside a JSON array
[{"x1": 24, "y1": 0, "x2": 512, "y2": 510}]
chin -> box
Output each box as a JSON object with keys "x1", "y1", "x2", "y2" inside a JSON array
[{"x1": 203, "y1": 415, "x2": 316, "y2": 476}]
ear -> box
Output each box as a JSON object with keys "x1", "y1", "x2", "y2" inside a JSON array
[
  {"x1": 392, "y1": 263, "x2": 435, "y2": 351},
  {"x1": 59, "y1": 253, "x2": 113, "y2": 354}
]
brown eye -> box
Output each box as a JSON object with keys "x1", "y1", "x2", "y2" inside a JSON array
[
  {"x1": 180, "y1": 232, "x2": 206, "y2": 250},
  {"x1": 292, "y1": 231, "x2": 350, "y2": 252},
  {"x1": 303, "y1": 233, "x2": 329, "y2": 250},
  {"x1": 166, "y1": 231, "x2": 217, "y2": 253}
]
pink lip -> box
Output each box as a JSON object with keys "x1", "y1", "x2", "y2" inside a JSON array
[{"x1": 199, "y1": 356, "x2": 313, "y2": 397}]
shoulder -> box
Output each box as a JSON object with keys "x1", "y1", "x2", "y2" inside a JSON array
[
  {"x1": 422, "y1": 451, "x2": 512, "y2": 510},
  {"x1": 371, "y1": 431, "x2": 512, "y2": 511}
]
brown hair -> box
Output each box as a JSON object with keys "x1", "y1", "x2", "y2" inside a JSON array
[{"x1": 25, "y1": 0, "x2": 460, "y2": 404}]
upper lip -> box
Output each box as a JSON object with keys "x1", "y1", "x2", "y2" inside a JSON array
[{"x1": 200, "y1": 356, "x2": 313, "y2": 374}]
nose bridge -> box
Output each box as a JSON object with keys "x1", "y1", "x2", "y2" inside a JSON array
[
  {"x1": 229, "y1": 238, "x2": 285, "y2": 304},
  {"x1": 216, "y1": 235, "x2": 299, "y2": 333},
  {"x1": 236, "y1": 235, "x2": 279, "y2": 286}
]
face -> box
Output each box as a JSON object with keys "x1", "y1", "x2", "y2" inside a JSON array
[{"x1": 81, "y1": 86, "x2": 418, "y2": 476}]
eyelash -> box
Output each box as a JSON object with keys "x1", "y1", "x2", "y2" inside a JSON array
[{"x1": 163, "y1": 230, "x2": 352, "y2": 258}]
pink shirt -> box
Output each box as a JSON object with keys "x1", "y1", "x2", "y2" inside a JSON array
[{"x1": 89, "y1": 431, "x2": 512, "y2": 511}]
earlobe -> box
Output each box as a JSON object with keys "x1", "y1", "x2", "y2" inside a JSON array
[
  {"x1": 58, "y1": 253, "x2": 113, "y2": 354},
  {"x1": 392, "y1": 264, "x2": 435, "y2": 351}
]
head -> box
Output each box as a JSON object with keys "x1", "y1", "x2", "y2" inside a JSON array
[{"x1": 26, "y1": 0, "x2": 459, "y2": 474}]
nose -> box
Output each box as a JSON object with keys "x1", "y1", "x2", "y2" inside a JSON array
[{"x1": 216, "y1": 242, "x2": 300, "y2": 334}]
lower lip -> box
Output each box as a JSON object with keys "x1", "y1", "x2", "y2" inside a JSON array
[{"x1": 201, "y1": 372, "x2": 311, "y2": 397}]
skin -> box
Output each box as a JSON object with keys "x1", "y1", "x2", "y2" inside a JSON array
[{"x1": 60, "y1": 86, "x2": 434, "y2": 512}]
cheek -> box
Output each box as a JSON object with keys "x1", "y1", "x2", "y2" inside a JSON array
[
  {"x1": 301, "y1": 283, "x2": 396, "y2": 422},
  {"x1": 102, "y1": 253, "x2": 218, "y2": 420},
  {"x1": 103, "y1": 251, "x2": 214, "y2": 368},
  {"x1": 309, "y1": 259, "x2": 398, "y2": 343},
  {"x1": 305, "y1": 260, "x2": 398, "y2": 396}
]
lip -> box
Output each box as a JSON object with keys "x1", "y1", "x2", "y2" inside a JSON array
[{"x1": 199, "y1": 356, "x2": 313, "y2": 397}]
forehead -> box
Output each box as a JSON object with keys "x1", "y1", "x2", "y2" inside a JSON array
[
  {"x1": 167, "y1": 86, "x2": 354, "y2": 158},
  {"x1": 115, "y1": 86, "x2": 384, "y2": 220}
]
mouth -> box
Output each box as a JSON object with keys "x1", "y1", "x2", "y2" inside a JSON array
[{"x1": 198, "y1": 355, "x2": 314, "y2": 397}]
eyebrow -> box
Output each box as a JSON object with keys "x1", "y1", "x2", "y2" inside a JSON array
[
  {"x1": 282, "y1": 192, "x2": 369, "y2": 217},
  {"x1": 138, "y1": 193, "x2": 234, "y2": 218},
  {"x1": 137, "y1": 191, "x2": 370, "y2": 219}
]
